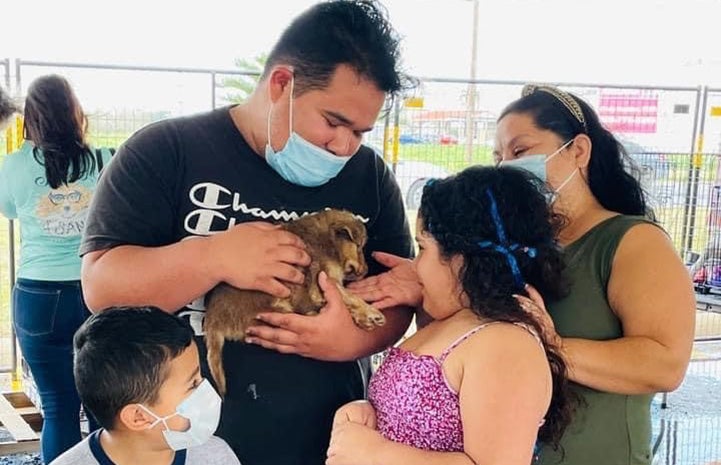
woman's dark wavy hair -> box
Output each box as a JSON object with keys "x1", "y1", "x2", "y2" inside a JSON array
[
  {"x1": 499, "y1": 88, "x2": 654, "y2": 220},
  {"x1": 419, "y1": 165, "x2": 573, "y2": 449},
  {"x1": 23, "y1": 74, "x2": 95, "y2": 189}
]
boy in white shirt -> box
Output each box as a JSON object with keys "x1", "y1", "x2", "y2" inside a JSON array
[{"x1": 51, "y1": 307, "x2": 240, "y2": 465}]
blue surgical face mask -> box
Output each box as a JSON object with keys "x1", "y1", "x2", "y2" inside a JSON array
[
  {"x1": 500, "y1": 139, "x2": 578, "y2": 203},
  {"x1": 265, "y1": 76, "x2": 352, "y2": 187},
  {"x1": 499, "y1": 139, "x2": 573, "y2": 182}
]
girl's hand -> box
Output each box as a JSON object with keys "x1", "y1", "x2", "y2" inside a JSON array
[
  {"x1": 333, "y1": 400, "x2": 377, "y2": 429},
  {"x1": 327, "y1": 421, "x2": 385, "y2": 465}
]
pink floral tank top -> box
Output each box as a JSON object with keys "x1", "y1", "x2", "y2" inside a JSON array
[{"x1": 368, "y1": 322, "x2": 542, "y2": 452}]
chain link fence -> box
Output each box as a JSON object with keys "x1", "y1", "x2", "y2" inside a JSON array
[{"x1": 2, "y1": 59, "x2": 721, "y2": 462}]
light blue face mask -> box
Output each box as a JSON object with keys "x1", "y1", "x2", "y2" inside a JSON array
[
  {"x1": 499, "y1": 139, "x2": 573, "y2": 182},
  {"x1": 500, "y1": 139, "x2": 578, "y2": 203},
  {"x1": 265, "y1": 76, "x2": 353, "y2": 187}
]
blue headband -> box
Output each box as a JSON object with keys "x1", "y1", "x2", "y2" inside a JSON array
[{"x1": 478, "y1": 189, "x2": 537, "y2": 289}]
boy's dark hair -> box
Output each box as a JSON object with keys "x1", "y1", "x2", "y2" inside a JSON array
[
  {"x1": 73, "y1": 307, "x2": 194, "y2": 430},
  {"x1": 419, "y1": 166, "x2": 573, "y2": 449},
  {"x1": 263, "y1": 0, "x2": 412, "y2": 97},
  {"x1": 23, "y1": 74, "x2": 97, "y2": 189}
]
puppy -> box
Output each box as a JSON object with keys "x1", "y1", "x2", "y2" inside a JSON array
[{"x1": 204, "y1": 209, "x2": 386, "y2": 395}]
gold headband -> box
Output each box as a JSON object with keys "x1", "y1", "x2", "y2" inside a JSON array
[{"x1": 522, "y1": 84, "x2": 588, "y2": 133}]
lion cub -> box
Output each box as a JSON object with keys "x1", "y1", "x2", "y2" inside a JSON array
[{"x1": 204, "y1": 209, "x2": 386, "y2": 395}]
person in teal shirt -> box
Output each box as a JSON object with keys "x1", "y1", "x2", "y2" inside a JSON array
[{"x1": 0, "y1": 75, "x2": 113, "y2": 464}]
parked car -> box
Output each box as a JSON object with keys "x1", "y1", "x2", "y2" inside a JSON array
[
  {"x1": 619, "y1": 137, "x2": 671, "y2": 180},
  {"x1": 439, "y1": 134, "x2": 458, "y2": 145},
  {"x1": 392, "y1": 160, "x2": 450, "y2": 209},
  {"x1": 399, "y1": 134, "x2": 423, "y2": 144}
]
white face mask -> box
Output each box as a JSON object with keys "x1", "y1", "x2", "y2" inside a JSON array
[
  {"x1": 554, "y1": 164, "x2": 579, "y2": 192},
  {"x1": 139, "y1": 379, "x2": 221, "y2": 451}
]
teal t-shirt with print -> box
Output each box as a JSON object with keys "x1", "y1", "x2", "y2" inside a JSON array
[{"x1": 0, "y1": 142, "x2": 113, "y2": 280}]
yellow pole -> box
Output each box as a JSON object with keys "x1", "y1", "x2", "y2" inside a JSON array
[
  {"x1": 693, "y1": 134, "x2": 704, "y2": 169},
  {"x1": 4, "y1": 125, "x2": 11, "y2": 154},
  {"x1": 11, "y1": 363, "x2": 22, "y2": 391},
  {"x1": 15, "y1": 116, "x2": 24, "y2": 151},
  {"x1": 5, "y1": 115, "x2": 23, "y2": 154},
  {"x1": 392, "y1": 125, "x2": 400, "y2": 166},
  {"x1": 391, "y1": 99, "x2": 400, "y2": 167},
  {"x1": 382, "y1": 125, "x2": 390, "y2": 162},
  {"x1": 7, "y1": 116, "x2": 23, "y2": 389}
]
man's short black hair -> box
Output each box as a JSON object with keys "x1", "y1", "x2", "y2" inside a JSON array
[
  {"x1": 73, "y1": 307, "x2": 194, "y2": 430},
  {"x1": 263, "y1": 0, "x2": 412, "y2": 97}
]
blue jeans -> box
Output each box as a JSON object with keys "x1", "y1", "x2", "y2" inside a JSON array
[{"x1": 12, "y1": 278, "x2": 99, "y2": 464}]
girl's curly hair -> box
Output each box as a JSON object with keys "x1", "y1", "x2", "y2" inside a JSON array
[{"x1": 419, "y1": 165, "x2": 573, "y2": 449}]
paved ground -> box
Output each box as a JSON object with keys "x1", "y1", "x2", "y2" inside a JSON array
[
  {"x1": 0, "y1": 429, "x2": 38, "y2": 465},
  {"x1": 652, "y1": 355, "x2": 721, "y2": 464},
  {"x1": 0, "y1": 452, "x2": 39, "y2": 465}
]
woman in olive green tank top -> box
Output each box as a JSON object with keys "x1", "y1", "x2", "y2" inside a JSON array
[
  {"x1": 350, "y1": 85, "x2": 695, "y2": 465},
  {"x1": 490, "y1": 85, "x2": 695, "y2": 465}
]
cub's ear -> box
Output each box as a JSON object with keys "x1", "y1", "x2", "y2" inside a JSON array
[{"x1": 333, "y1": 225, "x2": 355, "y2": 243}]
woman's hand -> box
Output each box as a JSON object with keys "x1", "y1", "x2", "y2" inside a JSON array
[{"x1": 514, "y1": 285, "x2": 562, "y2": 348}]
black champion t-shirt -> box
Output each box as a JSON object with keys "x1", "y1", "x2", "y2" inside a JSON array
[{"x1": 81, "y1": 106, "x2": 414, "y2": 465}]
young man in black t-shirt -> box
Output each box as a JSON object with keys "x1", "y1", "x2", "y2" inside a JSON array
[{"x1": 80, "y1": 2, "x2": 415, "y2": 464}]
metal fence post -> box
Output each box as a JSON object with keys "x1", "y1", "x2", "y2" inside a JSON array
[
  {"x1": 382, "y1": 105, "x2": 391, "y2": 162},
  {"x1": 0, "y1": 58, "x2": 11, "y2": 375},
  {"x1": 211, "y1": 72, "x2": 217, "y2": 110},
  {"x1": 680, "y1": 88, "x2": 704, "y2": 254},
  {"x1": 7, "y1": 59, "x2": 20, "y2": 379},
  {"x1": 682, "y1": 87, "x2": 708, "y2": 253},
  {"x1": 391, "y1": 98, "x2": 401, "y2": 173},
  {"x1": 14, "y1": 58, "x2": 21, "y2": 99},
  {"x1": 1, "y1": 58, "x2": 9, "y2": 89},
  {"x1": 464, "y1": 0, "x2": 479, "y2": 165}
]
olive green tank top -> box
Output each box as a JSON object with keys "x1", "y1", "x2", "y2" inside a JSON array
[{"x1": 539, "y1": 215, "x2": 657, "y2": 465}]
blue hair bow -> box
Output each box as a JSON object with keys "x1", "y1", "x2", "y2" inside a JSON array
[{"x1": 478, "y1": 189, "x2": 537, "y2": 289}]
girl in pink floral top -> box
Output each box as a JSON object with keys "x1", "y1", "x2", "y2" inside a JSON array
[{"x1": 327, "y1": 166, "x2": 573, "y2": 465}]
